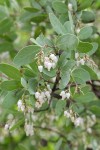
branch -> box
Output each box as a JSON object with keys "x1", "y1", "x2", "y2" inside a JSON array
[{"x1": 33, "y1": 125, "x2": 66, "y2": 140}]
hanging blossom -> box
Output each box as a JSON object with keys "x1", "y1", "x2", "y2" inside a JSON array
[
  {"x1": 74, "y1": 117, "x2": 84, "y2": 127},
  {"x1": 4, "y1": 124, "x2": 9, "y2": 130},
  {"x1": 23, "y1": 107, "x2": 34, "y2": 136},
  {"x1": 64, "y1": 109, "x2": 84, "y2": 127},
  {"x1": 24, "y1": 119, "x2": 34, "y2": 136},
  {"x1": 86, "y1": 114, "x2": 96, "y2": 134},
  {"x1": 38, "y1": 53, "x2": 58, "y2": 72},
  {"x1": 75, "y1": 52, "x2": 85, "y2": 66},
  {"x1": 68, "y1": 3, "x2": 73, "y2": 11},
  {"x1": 17, "y1": 99, "x2": 25, "y2": 112},
  {"x1": 35, "y1": 84, "x2": 52, "y2": 108},
  {"x1": 60, "y1": 91, "x2": 71, "y2": 100}
]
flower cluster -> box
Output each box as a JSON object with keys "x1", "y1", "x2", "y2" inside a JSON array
[
  {"x1": 75, "y1": 52, "x2": 85, "y2": 66},
  {"x1": 17, "y1": 100, "x2": 25, "y2": 112},
  {"x1": 86, "y1": 114, "x2": 96, "y2": 134},
  {"x1": 24, "y1": 107, "x2": 34, "y2": 136},
  {"x1": 64, "y1": 109, "x2": 96, "y2": 132},
  {"x1": 38, "y1": 53, "x2": 58, "y2": 72},
  {"x1": 60, "y1": 91, "x2": 70, "y2": 100},
  {"x1": 35, "y1": 84, "x2": 52, "y2": 108},
  {"x1": 24, "y1": 119, "x2": 34, "y2": 136},
  {"x1": 64, "y1": 109, "x2": 84, "y2": 127},
  {"x1": 4, "y1": 114, "x2": 15, "y2": 131}
]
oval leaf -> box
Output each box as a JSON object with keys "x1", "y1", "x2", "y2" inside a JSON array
[
  {"x1": 72, "y1": 68, "x2": 90, "y2": 84},
  {"x1": 13, "y1": 45, "x2": 40, "y2": 67},
  {"x1": 49, "y1": 13, "x2": 65, "y2": 35},
  {"x1": 56, "y1": 34, "x2": 79, "y2": 50},
  {"x1": 78, "y1": 41, "x2": 93, "y2": 53},
  {"x1": 0, "y1": 63, "x2": 21, "y2": 80},
  {"x1": 78, "y1": 26, "x2": 93, "y2": 40}
]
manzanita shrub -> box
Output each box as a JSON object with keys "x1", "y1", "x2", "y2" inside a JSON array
[{"x1": 0, "y1": 0, "x2": 100, "y2": 150}]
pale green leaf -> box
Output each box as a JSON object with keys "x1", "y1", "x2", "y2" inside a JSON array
[
  {"x1": 13, "y1": 45, "x2": 40, "y2": 67},
  {"x1": 56, "y1": 34, "x2": 79, "y2": 50},
  {"x1": 0, "y1": 63, "x2": 21, "y2": 80}
]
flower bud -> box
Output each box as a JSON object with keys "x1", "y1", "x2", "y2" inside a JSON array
[
  {"x1": 35, "y1": 92, "x2": 40, "y2": 99},
  {"x1": 68, "y1": 3, "x2": 73, "y2": 11},
  {"x1": 38, "y1": 65, "x2": 43, "y2": 72},
  {"x1": 80, "y1": 59, "x2": 85, "y2": 65},
  {"x1": 60, "y1": 91, "x2": 66, "y2": 100},
  {"x1": 66, "y1": 92, "x2": 70, "y2": 99},
  {"x1": 4, "y1": 124, "x2": 9, "y2": 130},
  {"x1": 75, "y1": 52, "x2": 79, "y2": 59}
]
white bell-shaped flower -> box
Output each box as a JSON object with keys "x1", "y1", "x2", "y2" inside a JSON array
[
  {"x1": 38, "y1": 65, "x2": 43, "y2": 72},
  {"x1": 74, "y1": 117, "x2": 84, "y2": 127},
  {"x1": 49, "y1": 54, "x2": 58, "y2": 63},
  {"x1": 17, "y1": 100, "x2": 22, "y2": 108},
  {"x1": 80, "y1": 59, "x2": 85, "y2": 65},
  {"x1": 35, "y1": 92, "x2": 40, "y2": 99},
  {"x1": 75, "y1": 52, "x2": 79, "y2": 59},
  {"x1": 45, "y1": 91, "x2": 51, "y2": 100},
  {"x1": 60, "y1": 91, "x2": 66, "y2": 100},
  {"x1": 4, "y1": 124, "x2": 9, "y2": 130},
  {"x1": 68, "y1": 3, "x2": 73, "y2": 10},
  {"x1": 64, "y1": 111, "x2": 70, "y2": 118},
  {"x1": 66, "y1": 92, "x2": 70, "y2": 99}
]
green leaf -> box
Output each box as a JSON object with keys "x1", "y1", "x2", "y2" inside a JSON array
[
  {"x1": 78, "y1": 0, "x2": 94, "y2": 11},
  {"x1": 58, "y1": 51, "x2": 71, "y2": 68},
  {"x1": 81, "y1": 11, "x2": 95, "y2": 23},
  {"x1": 18, "y1": 144, "x2": 28, "y2": 150},
  {"x1": 29, "y1": 95, "x2": 35, "y2": 107},
  {"x1": 24, "y1": 7, "x2": 39, "y2": 12},
  {"x1": 0, "y1": 42, "x2": 14, "y2": 53},
  {"x1": 55, "y1": 100, "x2": 66, "y2": 116},
  {"x1": 56, "y1": 34, "x2": 79, "y2": 50},
  {"x1": 72, "y1": 103, "x2": 84, "y2": 114},
  {"x1": 74, "y1": 92, "x2": 96, "y2": 103},
  {"x1": 0, "y1": 63, "x2": 21, "y2": 80},
  {"x1": 21, "y1": 78, "x2": 27, "y2": 89},
  {"x1": 49, "y1": 13, "x2": 65, "y2": 34},
  {"x1": 43, "y1": 68, "x2": 56, "y2": 77},
  {"x1": 0, "y1": 80, "x2": 22, "y2": 91},
  {"x1": 52, "y1": 1, "x2": 67, "y2": 13},
  {"x1": 13, "y1": 45, "x2": 40, "y2": 67},
  {"x1": 63, "y1": 21, "x2": 73, "y2": 34},
  {"x1": 78, "y1": 41, "x2": 93, "y2": 53},
  {"x1": 59, "y1": 72, "x2": 70, "y2": 89},
  {"x1": 62, "y1": 60, "x2": 76, "y2": 71},
  {"x1": 0, "y1": 18, "x2": 13, "y2": 34},
  {"x1": 23, "y1": 68, "x2": 35, "y2": 78},
  {"x1": 28, "y1": 78, "x2": 38, "y2": 94},
  {"x1": 2, "y1": 90, "x2": 23, "y2": 108},
  {"x1": 35, "y1": 34, "x2": 54, "y2": 47},
  {"x1": 87, "y1": 42, "x2": 98, "y2": 56},
  {"x1": 29, "y1": 60, "x2": 39, "y2": 76},
  {"x1": 10, "y1": 118, "x2": 24, "y2": 131},
  {"x1": 30, "y1": 14, "x2": 47, "y2": 23},
  {"x1": 89, "y1": 106, "x2": 100, "y2": 116},
  {"x1": 55, "y1": 139, "x2": 63, "y2": 150},
  {"x1": 82, "y1": 65, "x2": 98, "y2": 80},
  {"x1": 0, "y1": 5, "x2": 9, "y2": 20},
  {"x1": 72, "y1": 68, "x2": 90, "y2": 84},
  {"x1": 68, "y1": 11, "x2": 74, "y2": 33},
  {"x1": 78, "y1": 26, "x2": 93, "y2": 40}
]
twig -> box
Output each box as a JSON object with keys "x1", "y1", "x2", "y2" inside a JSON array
[{"x1": 33, "y1": 125, "x2": 66, "y2": 140}]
